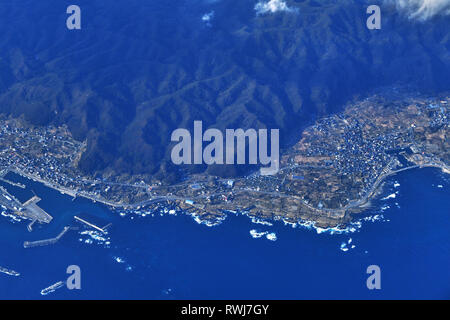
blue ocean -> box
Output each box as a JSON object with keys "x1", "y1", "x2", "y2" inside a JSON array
[{"x1": 0, "y1": 168, "x2": 449, "y2": 299}]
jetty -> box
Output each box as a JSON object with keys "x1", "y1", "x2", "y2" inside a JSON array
[
  {"x1": 74, "y1": 216, "x2": 110, "y2": 234},
  {"x1": 23, "y1": 226, "x2": 72, "y2": 248},
  {"x1": 27, "y1": 218, "x2": 37, "y2": 232}
]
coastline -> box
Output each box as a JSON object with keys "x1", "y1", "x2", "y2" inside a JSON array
[{"x1": 5, "y1": 161, "x2": 449, "y2": 230}]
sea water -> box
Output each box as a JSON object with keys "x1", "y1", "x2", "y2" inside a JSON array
[{"x1": 0, "y1": 168, "x2": 448, "y2": 299}]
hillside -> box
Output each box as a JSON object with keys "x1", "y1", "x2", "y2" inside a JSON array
[{"x1": 0, "y1": 0, "x2": 449, "y2": 181}]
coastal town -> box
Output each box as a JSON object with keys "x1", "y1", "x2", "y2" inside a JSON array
[{"x1": 0, "y1": 91, "x2": 448, "y2": 231}]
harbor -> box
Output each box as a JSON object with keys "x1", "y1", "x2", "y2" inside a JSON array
[
  {"x1": 0, "y1": 185, "x2": 53, "y2": 224},
  {"x1": 0, "y1": 172, "x2": 113, "y2": 251}
]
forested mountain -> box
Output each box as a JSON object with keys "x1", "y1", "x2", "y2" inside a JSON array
[{"x1": 0, "y1": 0, "x2": 448, "y2": 180}]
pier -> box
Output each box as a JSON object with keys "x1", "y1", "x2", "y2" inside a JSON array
[
  {"x1": 0, "y1": 169, "x2": 25, "y2": 188},
  {"x1": 0, "y1": 186, "x2": 22, "y2": 206},
  {"x1": 23, "y1": 226, "x2": 71, "y2": 248},
  {"x1": 22, "y1": 195, "x2": 40, "y2": 207},
  {"x1": 20, "y1": 196, "x2": 53, "y2": 223},
  {"x1": 0, "y1": 177, "x2": 25, "y2": 189}
]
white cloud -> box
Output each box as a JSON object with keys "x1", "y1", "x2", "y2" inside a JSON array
[
  {"x1": 255, "y1": 0, "x2": 298, "y2": 15},
  {"x1": 388, "y1": 0, "x2": 450, "y2": 20}
]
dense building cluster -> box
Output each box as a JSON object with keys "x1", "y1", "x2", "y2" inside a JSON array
[{"x1": 0, "y1": 92, "x2": 448, "y2": 228}]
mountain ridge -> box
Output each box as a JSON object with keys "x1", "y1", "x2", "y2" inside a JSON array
[{"x1": 0, "y1": 0, "x2": 448, "y2": 181}]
